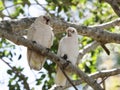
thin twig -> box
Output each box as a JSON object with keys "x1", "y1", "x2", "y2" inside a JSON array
[
  {"x1": 60, "y1": 66, "x2": 78, "y2": 90},
  {"x1": 0, "y1": 2, "x2": 47, "y2": 12},
  {"x1": 2, "y1": 0, "x2": 11, "y2": 16},
  {"x1": 34, "y1": 0, "x2": 51, "y2": 14},
  {"x1": 89, "y1": 18, "x2": 120, "y2": 29},
  {"x1": 1, "y1": 58, "x2": 12, "y2": 69},
  {"x1": 99, "y1": 77, "x2": 108, "y2": 90},
  {"x1": 99, "y1": 77, "x2": 108, "y2": 85},
  {"x1": 101, "y1": 77, "x2": 107, "y2": 90},
  {"x1": 1, "y1": 58, "x2": 30, "y2": 90}
]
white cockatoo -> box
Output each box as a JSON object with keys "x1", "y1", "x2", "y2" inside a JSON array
[
  {"x1": 55, "y1": 27, "x2": 79, "y2": 86},
  {"x1": 27, "y1": 15, "x2": 54, "y2": 70}
]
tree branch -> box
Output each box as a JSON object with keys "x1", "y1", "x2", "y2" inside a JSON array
[
  {"x1": 1, "y1": 16, "x2": 120, "y2": 44},
  {"x1": 62, "y1": 68, "x2": 120, "y2": 89},
  {"x1": 0, "y1": 27, "x2": 103, "y2": 90},
  {"x1": 1, "y1": 58, "x2": 30, "y2": 90},
  {"x1": 34, "y1": 0, "x2": 50, "y2": 14},
  {"x1": 60, "y1": 66, "x2": 78, "y2": 90},
  {"x1": 89, "y1": 18, "x2": 120, "y2": 29},
  {"x1": 1, "y1": 16, "x2": 120, "y2": 74},
  {"x1": 77, "y1": 41, "x2": 99, "y2": 64}
]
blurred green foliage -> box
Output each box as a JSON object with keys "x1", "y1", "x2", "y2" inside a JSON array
[{"x1": 0, "y1": 0, "x2": 119, "y2": 90}]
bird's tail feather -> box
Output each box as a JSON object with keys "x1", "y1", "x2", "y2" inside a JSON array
[
  {"x1": 27, "y1": 50, "x2": 46, "y2": 70},
  {"x1": 55, "y1": 68, "x2": 67, "y2": 86}
]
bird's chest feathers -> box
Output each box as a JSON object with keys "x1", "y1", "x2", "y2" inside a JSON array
[
  {"x1": 32, "y1": 24, "x2": 52, "y2": 44},
  {"x1": 64, "y1": 37, "x2": 77, "y2": 47},
  {"x1": 62, "y1": 39, "x2": 79, "y2": 64},
  {"x1": 62, "y1": 37, "x2": 78, "y2": 55}
]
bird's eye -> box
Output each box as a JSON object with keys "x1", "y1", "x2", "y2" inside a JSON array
[
  {"x1": 43, "y1": 16, "x2": 50, "y2": 24},
  {"x1": 72, "y1": 30, "x2": 75, "y2": 33}
]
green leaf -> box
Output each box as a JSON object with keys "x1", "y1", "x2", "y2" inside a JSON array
[
  {"x1": 36, "y1": 74, "x2": 46, "y2": 85},
  {"x1": 0, "y1": 1, "x2": 4, "y2": 10},
  {"x1": 58, "y1": 6, "x2": 62, "y2": 13},
  {"x1": 79, "y1": 11, "x2": 83, "y2": 18},
  {"x1": 18, "y1": 54, "x2": 22, "y2": 60},
  {"x1": 13, "y1": 0, "x2": 23, "y2": 5},
  {"x1": 63, "y1": 6, "x2": 68, "y2": 12},
  {"x1": 7, "y1": 70, "x2": 12, "y2": 75},
  {"x1": 22, "y1": 0, "x2": 30, "y2": 6},
  {"x1": 52, "y1": 0, "x2": 58, "y2": 4},
  {"x1": 3, "y1": 50, "x2": 9, "y2": 56}
]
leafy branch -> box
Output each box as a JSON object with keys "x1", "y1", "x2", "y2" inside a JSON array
[{"x1": 1, "y1": 58, "x2": 30, "y2": 90}]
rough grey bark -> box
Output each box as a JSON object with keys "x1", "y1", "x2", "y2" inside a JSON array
[{"x1": 1, "y1": 17, "x2": 120, "y2": 44}]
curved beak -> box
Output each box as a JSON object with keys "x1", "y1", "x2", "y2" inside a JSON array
[{"x1": 67, "y1": 30, "x2": 72, "y2": 37}]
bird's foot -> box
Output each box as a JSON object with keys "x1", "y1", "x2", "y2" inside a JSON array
[
  {"x1": 32, "y1": 41, "x2": 37, "y2": 43},
  {"x1": 61, "y1": 54, "x2": 68, "y2": 60},
  {"x1": 46, "y1": 48, "x2": 50, "y2": 53},
  {"x1": 63, "y1": 60, "x2": 71, "y2": 69}
]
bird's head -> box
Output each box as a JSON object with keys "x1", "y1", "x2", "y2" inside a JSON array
[
  {"x1": 37, "y1": 15, "x2": 50, "y2": 25},
  {"x1": 66, "y1": 27, "x2": 78, "y2": 37}
]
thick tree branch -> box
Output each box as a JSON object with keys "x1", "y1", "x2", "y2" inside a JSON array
[
  {"x1": 0, "y1": 28, "x2": 103, "y2": 90},
  {"x1": 0, "y1": 17, "x2": 35, "y2": 35},
  {"x1": 1, "y1": 16, "x2": 120, "y2": 44},
  {"x1": 62, "y1": 68, "x2": 120, "y2": 89},
  {"x1": 1, "y1": 16, "x2": 120, "y2": 69}
]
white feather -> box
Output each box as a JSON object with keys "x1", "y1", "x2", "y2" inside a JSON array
[
  {"x1": 27, "y1": 16, "x2": 54, "y2": 70},
  {"x1": 55, "y1": 27, "x2": 79, "y2": 86}
]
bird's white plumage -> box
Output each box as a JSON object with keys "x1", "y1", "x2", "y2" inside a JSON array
[
  {"x1": 55, "y1": 27, "x2": 79, "y2": 86},
  {"x1": 27, "y1": 15, "x2": 54, "y2": 70}
]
